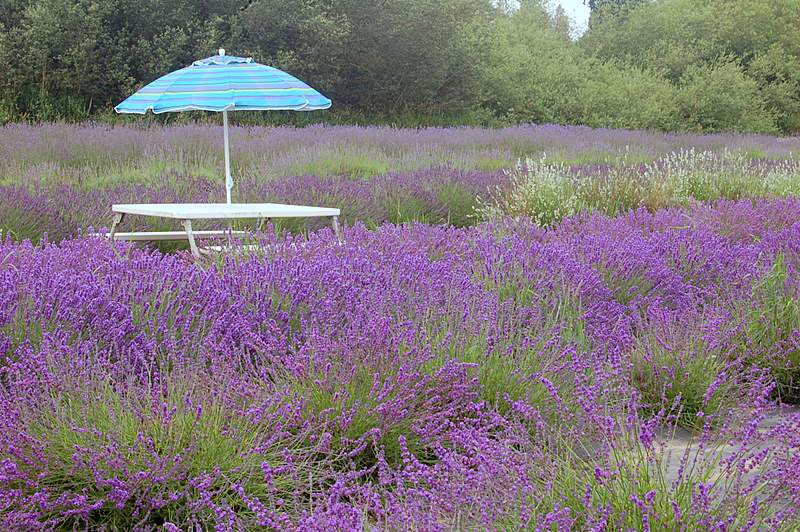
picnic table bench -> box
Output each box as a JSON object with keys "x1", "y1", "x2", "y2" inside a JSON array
[{"x1": 106, "y1": 203, "x2": 341, "y2": 258}]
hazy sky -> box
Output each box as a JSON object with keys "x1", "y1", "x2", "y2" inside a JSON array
[{"x1": 553, "y1": 0, "x2": 591, "y2": 35}]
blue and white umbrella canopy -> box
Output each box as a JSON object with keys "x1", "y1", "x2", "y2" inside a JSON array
[
  {"x1": 115, "y1": 51, "x2": 331, "y2": 113},
  {"x1": 115, "y1": 50, "x2": 331, "y2": 202}
]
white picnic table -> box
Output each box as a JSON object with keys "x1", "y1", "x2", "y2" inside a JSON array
[{"x1": 108, "y1": 203, "x2": 341, "y2": 258}]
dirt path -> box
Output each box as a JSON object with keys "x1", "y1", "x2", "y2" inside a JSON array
[{"x1": 656, "y1": 404, "x2": 800, "y2": 504}]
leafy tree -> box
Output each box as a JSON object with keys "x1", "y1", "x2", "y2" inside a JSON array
[
  {"x1": 584, "y1": 0, "x2": 647, "y2": 12},
  {"x1": 0, "y1": 0, "x2": 798, "y2": 132},
  {"x1": 231, "y1": 0, "x2": 349, "y2": 90},
  {"x1": 677, "y1": 60, "x2": 777, "y2": 133},
  {"x1": 584, "y1": 0, "x2": 649, "y2": 25},
  {"x1": 477, "y1": 1, "x2": 680, "y2": 130},
  {"x1": 581, "y1": 0, "x2": 799, "y2": 132},
  {"x1": 0, "y1": 0, "x2": 497, "y2": 120},
  {"x1": 749, "y1": 45, "x2": 800, "y2": 133},
  {"x1": 327, "y1": 0, "x2": 494, "y2": 112}
]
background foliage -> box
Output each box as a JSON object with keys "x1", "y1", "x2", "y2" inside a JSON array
[{"x1": 1, "y1": 0, "x2": 799, "y2": 133}]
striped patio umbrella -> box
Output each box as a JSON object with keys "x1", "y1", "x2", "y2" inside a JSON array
[{"x1": 115, "y1": 49, "x2": 331, "y2": 203}]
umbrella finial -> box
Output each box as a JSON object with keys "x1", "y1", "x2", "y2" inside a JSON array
[{"x1": 219, "y1": 48, "x2": 225, "y2": 56}]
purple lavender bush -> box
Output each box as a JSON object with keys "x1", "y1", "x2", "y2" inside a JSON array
[{"x1": 1, "y1": 199, "x2": 800, "y2": 529}]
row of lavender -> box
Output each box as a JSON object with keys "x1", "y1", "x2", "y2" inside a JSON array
[
  {"x1": 2, "y1": 123, "x2": 799, "y2": 243},
  {"x1": 2, "y1": 198, "x2": 799, "y2": 529},
  {"x1": 3, "y1": 123, "x2": 797, "y2": 184},
  {"x1": 4, "y1": 152, "x2": 800, "y2": 243},
  {"x1": 0, "y1": 169, "x2": 501, "y2": 242}
]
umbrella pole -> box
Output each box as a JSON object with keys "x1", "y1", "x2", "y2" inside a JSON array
[{"x1": 223, "y1": 109, "x2": 232, "y2": 204}]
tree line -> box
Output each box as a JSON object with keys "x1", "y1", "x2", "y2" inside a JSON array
[{"x1": 1, "y1": 0, "x2": 798, "y2": 133}]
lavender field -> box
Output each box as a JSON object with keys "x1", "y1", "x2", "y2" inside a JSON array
[
  {"x1": 2, "y1": 123, "x2": 800, "y2": 530},
  {"x1": 2, "y1": 123, "x2": 800, "y2": 240}
]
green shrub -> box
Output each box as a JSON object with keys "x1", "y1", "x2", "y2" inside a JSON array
[
  {"x1": 576, "y1": 61, "x2": 682, "y2": 132},
  {"x1": 677, "y1": 60, "x2": 778, "y2": 134},
  {"x1": 749, "y1": 45, "x2": 800, "y2": 134}
]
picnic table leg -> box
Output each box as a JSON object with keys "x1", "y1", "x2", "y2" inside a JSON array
[
  {"x1": 332, "y1": 215, "x2": 341, "y2": 241},
  {"x1": 109, "y1": 213, "x2": 125, "y2": 240},
  {"x1": 182, "y1": 219, "x2": 201, "y2": 259}
]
